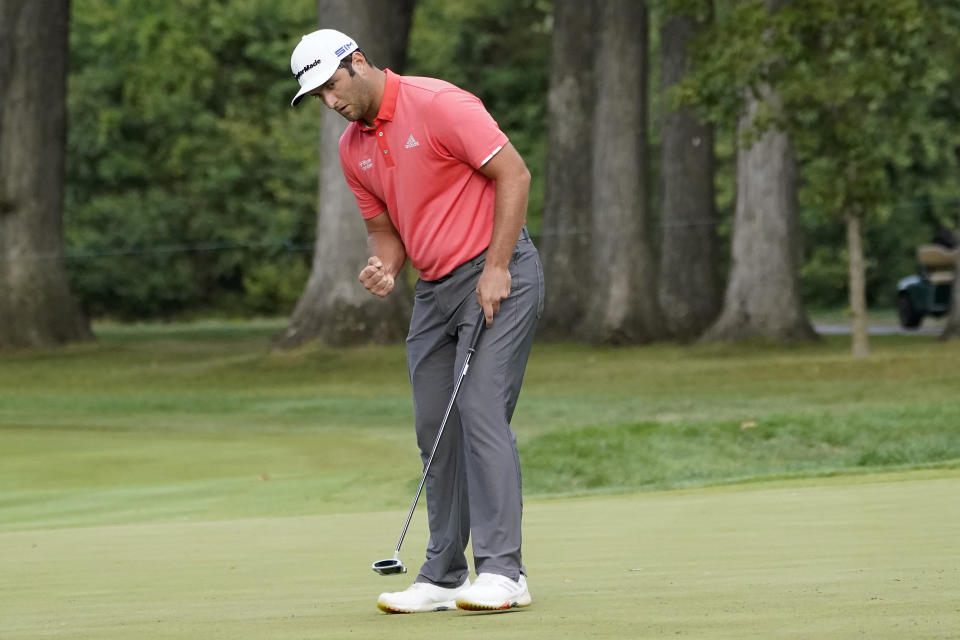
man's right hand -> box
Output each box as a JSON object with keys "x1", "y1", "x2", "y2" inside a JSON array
[{"x1": 359, "y1": 256, "x2": 396, "y2": 297}]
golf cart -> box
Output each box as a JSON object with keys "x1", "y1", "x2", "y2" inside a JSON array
[{"x1": 896, "y1": 243, "x2": 957, "y2": 329}]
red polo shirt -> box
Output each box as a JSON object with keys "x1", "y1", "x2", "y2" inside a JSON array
[{"x1": 338, "y1": 70, "x2": 509, "y2": 281}]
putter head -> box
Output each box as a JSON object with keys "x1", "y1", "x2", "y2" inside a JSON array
[{"x1": 372, "y1": 558, "x2": 407, "y2": 576}]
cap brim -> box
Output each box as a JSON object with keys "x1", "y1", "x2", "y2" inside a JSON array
[
  {"x1": 290, "y1": 62, "x2": 339, "y2": 107},
  {"x1": 291, "y1": 85, "x2": 316, "y2": 107}
]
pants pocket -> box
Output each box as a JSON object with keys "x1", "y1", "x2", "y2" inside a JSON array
[{"x1": 534, "y1": 253, "x2": 545, "y2": 319}]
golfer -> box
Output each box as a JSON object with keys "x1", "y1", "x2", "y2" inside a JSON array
[{"x1": 290, "y1": 30, "x2": 543, "y2": 613}]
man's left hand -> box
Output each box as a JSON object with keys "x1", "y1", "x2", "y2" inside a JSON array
[{"x1": 476, "y1": 265, "x2": 511, "y2": 327}]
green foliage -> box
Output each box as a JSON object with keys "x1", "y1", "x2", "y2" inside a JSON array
[
  {"x1": 64, "y1": 0, "x2": 551, "y2": 319},
  {"x1": 676, "y1": 0, "x2": 960, "y2": 308},
  {"x1": 66, "y1": 0, "x2": 318, "y2": 318},
  {"x1": 801, "y1": 199, "x2": 942, "y2": 307},
  {"x1": 774, "y1": 0, "x2": 932, "y2": 218},
  {"x1": 61, "y1": 0, "x2": 960, "y2": 317}
]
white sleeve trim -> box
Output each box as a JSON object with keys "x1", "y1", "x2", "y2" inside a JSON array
[{"x1": 479, "y1": 145, "x2": 504, "y2": 168}]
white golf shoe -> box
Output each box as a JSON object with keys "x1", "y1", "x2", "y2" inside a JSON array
[
  {"x1": 377, "y1": 578, "x2": 471, "y2": 614},
  {"x1": 455, "y1": 573, "x2": 532, "y2": 611}
]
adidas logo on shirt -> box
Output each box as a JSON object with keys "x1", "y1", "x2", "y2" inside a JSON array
[{"x1": 405, "y1": 134, "x2": 419, "y2": 149}]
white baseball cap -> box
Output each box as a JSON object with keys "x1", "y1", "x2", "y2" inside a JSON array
[{"x1": 290, "y1": 29, "x2": 358, "y2": 107}]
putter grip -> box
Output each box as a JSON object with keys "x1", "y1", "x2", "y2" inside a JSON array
[{"x1": 468, "y1": 309, "x2": 486, "y2": 351}]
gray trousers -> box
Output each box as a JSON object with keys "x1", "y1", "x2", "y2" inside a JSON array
[{"x1": 407, "y1": 228, "x2": 543, "y2": 587}]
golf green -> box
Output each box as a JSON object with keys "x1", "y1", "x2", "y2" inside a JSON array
[{"x1": 2, "y1": 470, "x2": 957, "y2": 639}]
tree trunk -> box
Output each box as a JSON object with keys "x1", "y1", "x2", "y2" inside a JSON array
[
  {"x1": 538, "y1": 0, "x2": 597, "y2": 337},
  {"x1": 658, "y1": 10, "x2": 720, "y2": 340},
  {"x1": 0, "y1": 0, "x2": 91, "y2": 348},
  {"x1": 845, "y1": 211, "x2": 869, "y2": 357},
  {"x1": 701, "y1": 90, "x2": 816, "y2": 342},
  {"x1": 580, "y1": 0, "x2": 665, "y2": 344},
  {"x1": 274, "y1": 0, "x2": 415, "y2": 348}
]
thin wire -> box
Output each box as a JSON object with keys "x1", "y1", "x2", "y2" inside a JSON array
[
  {"x1": 2, "y1": 239, "x2": 315, "y2": 263},
  {"x1": 2, "y1": 197, "x2": 958, "y2": 263}
]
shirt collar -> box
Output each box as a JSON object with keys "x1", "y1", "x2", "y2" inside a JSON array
[{"x1": 358, "y1": 69, "x2": 399, "y2": 131}]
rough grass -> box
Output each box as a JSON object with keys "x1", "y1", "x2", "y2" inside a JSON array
[
  {"x1": 3, "y1": 319, "x2": 960, "y2": 530},
  {"x1": 521, "y1": 413, "x2": 960, "y2": 495}
]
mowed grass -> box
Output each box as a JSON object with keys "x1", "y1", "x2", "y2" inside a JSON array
[
  {"x1": 2, "y1": 319, "x2": 960, "y2": 638},
  {"x1": 1, "y1": 471, "x2": 958, "y2": 639}
]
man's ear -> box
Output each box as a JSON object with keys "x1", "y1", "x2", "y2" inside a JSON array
[{"x1": 351, "y1": 51, "x2": 368, "y2": 72}]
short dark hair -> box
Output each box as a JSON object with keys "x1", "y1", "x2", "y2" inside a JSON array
[{"x1": 338, "y1": 49, "x2": 372, "y2": 76}]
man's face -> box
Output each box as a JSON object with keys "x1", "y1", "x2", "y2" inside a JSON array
[{"x1": 309, "y1": 62, "x2": 371, "y2": 122}]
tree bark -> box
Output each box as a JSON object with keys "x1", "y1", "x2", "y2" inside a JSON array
[
  {"x1": 275, "y1": 0, "x2": 415, "y2": 348},
  {"x1": 538, "y1": 0, "x2": 597, "y2": 338},
  {"x1": 580, "y1": 0, "x2": 665, "y2": 344},
  {"x1": 658, "y1": 10, "x2": 720, "y2": 340},
  {"x1": 845, "y1": 211, "x2": 869, "y2": 357},
  {"x1": 0, "y1": 0, "x2": 91, "y2": 348},
  {"x1": 701, "y1": 90, "x2": 816, "y2": 342}
]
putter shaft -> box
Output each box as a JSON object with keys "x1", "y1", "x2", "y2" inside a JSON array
[{"x1": 388, "y1": 310, "x2": 486, "y2": 561}]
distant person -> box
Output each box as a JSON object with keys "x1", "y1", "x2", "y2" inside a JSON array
[
  {"x1": 289, "y1": 30, "x2": 543, "y2": 613},
  {"x1": 932, "y1": 226, "x2": 957, "y2": 250}
]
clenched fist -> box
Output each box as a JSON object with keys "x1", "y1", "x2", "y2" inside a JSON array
[{"x1": 359, "y1": 256, "x2": 396, "y2": 297}]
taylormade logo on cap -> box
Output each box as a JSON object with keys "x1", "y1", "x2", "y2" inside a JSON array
[{"x1": 290, "y1": 29, "x2": 357, "y2": 107}]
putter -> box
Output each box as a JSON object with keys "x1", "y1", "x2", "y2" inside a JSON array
[{"x1": 372, "y1": 309, "x2": 487, "y2": 576}]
